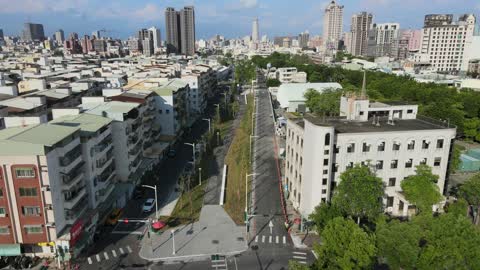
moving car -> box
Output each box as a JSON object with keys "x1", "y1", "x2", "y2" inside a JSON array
[
  {"x1": 105, "y1": 208, "x2": 123, "y2": 226},
  {"x1": 142, "y1": 198, "x2": 156, "y2": 213}
]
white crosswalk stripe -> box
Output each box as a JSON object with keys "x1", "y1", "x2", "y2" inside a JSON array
[
  {"x1": 119, "y1": 247, "x2": 125, "y2": 254},
  {"x1": 255, "y1": 235, "x2": 258, "y2": 242},
  {"x1": 283, "y1": 236, "x2": 286, "y2": 244},
  {"x1": 104, "y1": 252, "x2": 109, "y2": 260},
  {"x1": 112, "y1": 250, "x2": 117, "y2": 257},
  {"x1": 276, "y1": 235, "x2": 279, "y2": 244},
  {"x1": 87, "y1": 257, "x2": 92, "y2": 264},
  {"x1": 269, "y1": 235, "x2": 272, "y2": 243},
  {"x1": 261, "y1": 235, "x2": 265, "y2": 243},
  {"x1": 293, "y1": 251, "x2": 308, "y2": 265},
  {"x1": 95, "y1": 254, "x2": 101, "y2": 262},
  {"x1": 126, "y1": 245, "x2": 133, "y2": 253}
]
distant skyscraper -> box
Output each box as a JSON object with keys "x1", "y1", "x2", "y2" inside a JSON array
[
  {"x1": 54, "y1": 29, "x2": 64, "y2": 43},
  {"x1": 148, "y1": 27, "x2": 162, "y2": 49},
  {"x1": 165, "y1": 7, "x2": 181, "y2": 54},
  {"x1": 323, "y1": 0, "x2": 344, "y2": 50},
  {"x1": 252, "y1": 18, "x2": 259, "y2": 42},
  {"x1": 22, "y1": 22, "x2": 45, "y2": 41},
  {"x1": 0, "y1": 29, "x2": 3, "y2": 40},
  {"x1": 179, "y1": 6, "x2": 196, "y2": 56},
  {"x1": 92, "y1": 30, "x2": 101, "y2": 39},
  {"x1": 298, "y1": 31, "x2": 310, "y2": 48},
  {"x1": 350, "y1": 12, "x2": 373, "y2": 56},
  {"x1": 367, "y1": 23, "x2": 400, "y2": 58}
]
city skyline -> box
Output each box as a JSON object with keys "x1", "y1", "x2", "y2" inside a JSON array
[{"x1": 0, "y1": 0, "x2": 478, "y2": 39}]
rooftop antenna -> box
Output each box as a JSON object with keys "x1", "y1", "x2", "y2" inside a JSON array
[{"x1": 361, "y1": 70, "x2": 367, "y2": 99}]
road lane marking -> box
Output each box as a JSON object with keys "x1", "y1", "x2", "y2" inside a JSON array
[
  {"x1": 96, "y1": 254, "x2": 101, "y2": 262},
  {"x1": 276, "y1": 235, "x2": 279, "y2": 244},
  {"x1": 269, "y1": 236, "x2": 272, "y2": 243},
  {"x1": 255, "y1": 235, "x2": 258, "y2": 242},
  {"x1": 283, "y1": 236, "x2": 286, "y2": 244},
  {"x1": 293, "y1": 252, "x2": 307, "y2": 255},
  {"x1": 104, "y1": 252, "x2": 109, "y2": 260},
  {"x1": 293, "y1": 256, "x2": 306, "y2": 259},
  {"x1": 119, "y1": 248, "x2": 125, "y2": 254},
  {"x1": 299, "y1": 261, "x2": 307, "y2": 264},
  {"x1": 126, "y1": 245, "x2": 133, "y2": 253},
  {"x1": 112, "y1": 250, "x2": 117, "y2": 257},
  {"x1": 261, "y1": 235, "x2": 265, "y2": 243},
  {"x1": 87, "y1": 258, "x2": 92, "y2": 264}
]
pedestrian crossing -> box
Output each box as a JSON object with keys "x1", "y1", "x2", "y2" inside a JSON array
[
  {"x1": 87, "y1": 245, "x2": 133, "y2": 264},
  {"x1": 292, "y1": 250, "x2": 308, "y2": 265},
  {"x1": 254, "y1": 234, "x2": 287, "y2": 245},
  {"x1": 211, "y1": 255, "x2": 227, "y2": 270}
]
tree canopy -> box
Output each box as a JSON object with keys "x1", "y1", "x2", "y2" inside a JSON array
[
  {"x1": 401, "y1": 165, "x2": 442, "y2": 214},
  {"x1": 332, "y1": 165, "x2": 384, "y2": 224},
  {"x1": 309, "y1": 202, "x2": 343, "y2": 234},
  {"x1": 304, "y1": 88, "x2": 343, "y2": 116},
  {"x1": 314, "y1": 217, "x2": 376, "y2": 270},
  {"x1": 459, "y1": 173, "x2": 480, "y2": 225},
  {"x1": 266, "y1": 78, "x2": 281, "y2": 87}
]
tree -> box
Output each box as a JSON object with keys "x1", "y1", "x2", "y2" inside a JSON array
[
  {"x1": 332, "y1": 165, "x2": 384, "y2": 224},
  {"x1": 445, "y1": 198, "x2": 469, "y2": 218},
  {"x1": 314, "y1": 217, "x2": 376, "y2": 269},
  {"x1": 304, "y1": 88, "x2": 343, "y2": 116},
  {"x1": 266, "y1": 78, "x2": 281, "y2": 87},
  {"x1": 450, "y1": 144, "x2": 464, "y2": 174},
  {"x1": 463, "y1": 117, "x2": 480, "y2": 140},
  {"x1": 416, "y1": 213, "x2": 480, "y2": 270},
  {"x1": 459, "y1": 174, "x2": 480, "y2": 225},
  {"x1": 309, "y1": 202, "x2": 343, "y2": 234},
  {"x1": 401, "y1": 165, "x2": 442, "y2": 214},
  {"x1": 288, "y1": 260, "x2": 310, "y2": 270},
  {"x1": 376, "y1": 218, "x2": 422, "y2": 270}
]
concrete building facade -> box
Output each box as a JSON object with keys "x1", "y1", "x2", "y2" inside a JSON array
[
  {"x1": 350, "y1": 12, "x2": 373, "y2": 56},
  {"x1": 323, "y1": 1, "x2": 344, "y2": 50}
]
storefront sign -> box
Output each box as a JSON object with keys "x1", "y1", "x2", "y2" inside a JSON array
[{"x1": 70, "y1": 220, "x2": 84, "y2": 246}]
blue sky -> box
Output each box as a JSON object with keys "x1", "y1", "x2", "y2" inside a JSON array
[{"x1": 0, "y1": 0, "x2": 478, "y2": 39}]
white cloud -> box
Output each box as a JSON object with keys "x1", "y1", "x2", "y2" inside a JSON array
[
  {"x1": 239, "y1": 0, "x2": 258, "y2": 9},
  {"x1": 131, "y1": 3, "x2": 162, "y2": 21},
  {"x1": 94, "y1": 3, "x2": 162, "y2": 22},
  {"x1": 0, "y1": 0, "x2": 89, "y2": 14},
  {"x1": 226, "y1": 0, "x2": 260, "y2": 11}
]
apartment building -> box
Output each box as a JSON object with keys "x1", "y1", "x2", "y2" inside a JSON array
[
  {"x1": 367, "y1": 23, "x2": 400, "y2": 58},
  {"x1": 420, "y1": 14, "x2": 476, "y2": 72},
  {"x1": 274, "y1": 67, "x2": 307, "y2": 83},
  {"x1": 181, "y1": 64, "x2": 217, "y2": 119},
  {"x1": 350, "y1": 12, "x2": 373, "y2": 56},
  {"x1": 285, "y1": 89, "x2": 456, "y2": 218},
  {"x1": 323, "y1": 0, "x2": 344, "y2": 50},
  {"x1": 0, "y1": 124, "x2": 90, "y2": 258}
]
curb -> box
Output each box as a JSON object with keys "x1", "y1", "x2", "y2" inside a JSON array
[{"x1": 138, "y1": 246, "x2": 248, "y2": 263}]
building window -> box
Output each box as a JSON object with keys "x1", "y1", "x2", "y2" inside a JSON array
[
  {"x1": 19, "y1": 187, "x2": 38, "y2": 197},
  {"x1": 407, "y1": 109, "x2": 413, "y2": 114},
  {"x1": 391, "y1": 160, "x2": 398, "y2": 169},
  {"x1": 323, "y1": 169, "x2": 328, "y2": 175},
  {"x1": 300, "y1": 157, "x2": 303, "y2": 166},
  {"x1": 298, "y1": 193, "x2": 301, "y2": 204},
  {"x1": 14, "y1": 167, "x2": 35, "y2": 178},
  {"x1": 387, "y1": 196, "x2": 394, "y2": 207},
  {"x1": 346, "y1": 162, "x2": 354, "y2": 170},
  {"x1": 434, "y1": 157, "x2": 441, "y2": 166},
  {"x1": 325, "y1": 133, "x2": 331, "y2": 146},
  {"x1": 399, "y1": 201, "x2": 405, "y2": 211},
  {"x1": 0, "y1": 208, "x2": 5, "y2": 217},
  {"x1": 436, "y1": 139, "x2": 444, "y2": 149},
  {"x1": 347, "y1": 143, "x2": 355, "y2": 153},
  {"x1": 407, "y1": 140, "x2": 415, "y2": 150},
  {"x1": 322, "y1": 178, "x2": 327, "y2": 185},
  {"x1": 378, "y1": 142, "x2": 385, "y2": 152},
  {"x1": 166, "y1": 109, "x2": 170, "y2": 114},
  {"x1": 362, "y1": 142, "x2": 370, "y2": 152},
  {"x1": 322, "y1": 189, "x2": 327, "y2": 194},
  {"x1": 0, "y1": 227, "x2": 9, "y2": 235},
  {"x1": 22, "y1": 206, "x2": 41, "y2": 216},
  {"x1": 392, "y1": 142, "x2": 401, "y2": 151},
  {"x1": 324, "y1": 150, "x2": 329, "y2": 155},
  {"x1": 376, "y1": 160, "x2": 384, "y2": 170},
  {"x1": 422, "y1": 140, "x2": 430, "y2": 149},
  {"x1": 158, "y1": 109, "x2": 163, "y2": 114},
  {"x1": 0, "y1": 188, "x2": 3, "y2": 198},
  {"x1": 420, "y1": 158, "x2": 427, "y2": 165},
  {"x1": 323, "y1": 159, "x2": 329, "y2": 166},
  {"x1": 301, "y1": 139, "x2": 303, "y2": 148},
  {"x1": 24, "y1": 226, "x2": 43, "y2": 234},
  {"x1": 334, "y1": 146, "x2": 339, "y2": 154},
  {"x1": 405, "y1": 159, "x2": 413, "y2": 168},
  {"x1": 388, "y1": 178, "x2": 396, "y2": 187}
]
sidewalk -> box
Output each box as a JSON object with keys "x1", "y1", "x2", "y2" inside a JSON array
[{"x1": 139, "y1": 205, "x2": 247, "y2": 262}]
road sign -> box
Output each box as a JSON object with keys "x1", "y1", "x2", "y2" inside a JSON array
[{"x1": 269, "y1": 220, "x2": 274, "y2": 234}]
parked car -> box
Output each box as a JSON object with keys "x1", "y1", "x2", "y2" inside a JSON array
[
  {"x1": 142, "y1": 198, "x2": 156, "y2": 212},
  {"x1": 105, "y1": 208, "x2": 123, "y2": 226}
]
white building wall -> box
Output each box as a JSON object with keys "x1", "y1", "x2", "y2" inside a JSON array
[{"x1": 154, "y1": 95, "x2": 175, "y2": 136}]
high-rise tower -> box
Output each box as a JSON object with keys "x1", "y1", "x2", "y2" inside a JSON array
[
  {"x1": 252, "y1": 18, "x2": 259, "y2": 42},
  {"x1": 323, "y1": 1, "x2": 344, "y2": 49}
]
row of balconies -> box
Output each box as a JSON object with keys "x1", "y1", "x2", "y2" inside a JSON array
[
  {"x1": 59, "y1": 145, "x2": 82, "y2": 167},
  {"x1": 63, "y1": 186, "x2": 87, "y2": 210},
  {"x1": 129, "y1": 140, "x2": 143, "y2": 156},
  {"x1": 96, "y1": 148, "x2": 114, "y2": 169},
  {"x1": 95, "y1": 134, "x2": 113, "y2": 154},
  {"x1": 64, "y1": 197, "x2": 89, "y2": 222}
]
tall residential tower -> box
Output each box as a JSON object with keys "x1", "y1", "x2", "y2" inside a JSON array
[
  {"x1": 165, "y1": 6, "x2": 196, "y2": 56},
  {"x1": 252, "y1": 18, "x2": 259, "y2": 42},
  {"x1": 350, "y1": 12, "x2": 373, "y2": 56},
  {"x1": 323, "y1": 1, "x2": 344, "y2": 50}
]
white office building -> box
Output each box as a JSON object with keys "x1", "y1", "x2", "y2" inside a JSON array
[
  {"x1": 285, "y1": 83, "x2": 456, "y2": 218},
  {"x1": 420, "y1": 14, "x2": 476, "y2": 72}
]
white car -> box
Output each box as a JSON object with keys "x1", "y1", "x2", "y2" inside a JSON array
[{"x1": 142, "y1": 198, "x2": 155, "y2": 213}]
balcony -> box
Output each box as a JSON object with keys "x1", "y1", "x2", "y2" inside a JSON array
[
  {"x1": 98, "y1": 182, "x2": 115, "y2": 203},
  {"x1": 129, "y1": 140, "x2": 143, "y2": 156},
  {"x1": 96, "y1": 149, "x2": 114, "y2": 169},
  {"x1": 64, "y1": 198, "x2": 89, "y2": 223},
  {"x1": 64, "y1": 187, "x2": 87, "y2": 209},
  {"x1": 95, "y1": 135, "x2": 113, "y2": 154},
  {"x1": 129, "y1": 155, "x2": 142, "y2": 171},
  {"x1": 61, "y1": 161, "x2": 85, "y2": 186},
  {"x1": 128, "y1": 134, "x2": 140, "y2": 146},
  {"x1": 98, "y1": 162, "x2": 115, "y2": 183},
  {"x1": 59, "y1": 145, "x2": 82, "y2": 167}
]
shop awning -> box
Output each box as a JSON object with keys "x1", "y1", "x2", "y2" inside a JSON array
[{"x1": 0, "y1": 244, "x2": 21, "y2": 256}]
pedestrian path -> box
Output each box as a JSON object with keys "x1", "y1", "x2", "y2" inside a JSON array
[
  {"x1": 254, "y1": 234, "x2": 287, "y2": 245},
  {"x1": 291, "y1": 250, "x2": 308, "y2": 265},
  {"x1": 87, "y1": 245, "x2": 133, "y2": 265}
]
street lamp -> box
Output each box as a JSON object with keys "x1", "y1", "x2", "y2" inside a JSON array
[
  {"x1": 184, "y1": 143, "x2": 196, "y2": 165},
  {"x1": 171, "y1": 229, "x2": 176, "y2": 255},
  {"x1": 198, "y1": 167, "x2": 202, "y2": 186},
  {"x1": 202, "y1": 118, "x2": 211, "y2": 133},
  {"x1": 141, "y1": 185, "x2": 158, "y2": 220}
]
